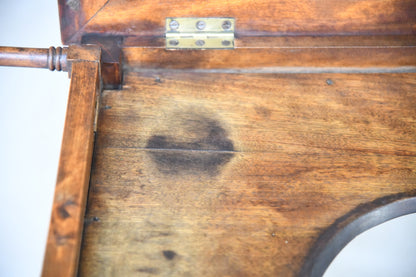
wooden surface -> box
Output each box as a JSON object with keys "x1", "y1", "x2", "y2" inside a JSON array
[
  {"x1": 59, "y1": 0, "x2": 416, "y2": 44},
  {"x1": 42, "y1": 59, "x2": 100, "y2": 277},
  {"x1": 78, "y1": 70, "x2": 416, "y2": 276},
  {"x1": 55, "y1": 2, "x2": 416, "y2": 275},
  {"x1": 124, "y1": 35, "x2": 416, "y2": 48},
  {"x1": 58, "y1": 0, "x2": 108, "y2": 44},
  {"x1": 123, "y1": 46, "x2": 416, "y2": 71},
  {"x1": 81, "y1": 35, "x2": 123, "y2": 89}
]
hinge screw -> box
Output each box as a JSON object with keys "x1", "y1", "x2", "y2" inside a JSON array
[
  {"x1": 169, "y1": 40, "x2": 179, "y2": 46},
  {"x1": 195, "y1": 40, "x2": 205, "y2": 46},
  {"x1": 222, "y1": 40, "x2": 231, "y2": 46},
  {"x1": 222, "y1": 20, "x2": 232, "y2": 30},
  {"x1": 169, "y1": 20, "x2": 179, "y2": 30},
  {"x1": 196, "y1": 20, "x2": 206, "y2": 30}
]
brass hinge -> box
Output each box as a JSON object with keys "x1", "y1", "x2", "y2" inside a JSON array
[{"x1": 165, "y1": 17, "x2": 235, "y2": 50}]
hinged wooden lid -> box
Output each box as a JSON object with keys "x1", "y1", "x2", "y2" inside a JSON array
[{"x1": 59, "y1": 0, "x2": 416, "y2": 46}]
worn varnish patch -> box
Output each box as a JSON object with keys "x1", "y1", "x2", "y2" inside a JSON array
[{"x1": 145, "y1": 109, "x2": 234, "y2": 175}]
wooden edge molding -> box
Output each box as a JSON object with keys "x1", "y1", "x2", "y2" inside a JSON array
[
  {"x1": 300, "y1": 192, "x2": 416, "y2": 277},
  {"x1": 123, "y1": 35, "x2": 416, "y2": 48},
  {"x1": 41, "y1": 46, "x2": 102, "y2": 277},
  {"x1": 122, "y1": 46, "x2": 416, "y2": 71}
]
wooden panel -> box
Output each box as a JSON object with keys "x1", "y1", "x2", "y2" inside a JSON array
[
  {"x1": 123, "y1": 46, "x2": 416, "y2": 70},
  {"x1": 124, "y1": 35, "x2": 416, "y2": 48},
  {"x1": 60, "y1": 0, "x2": 416, "y2": 44},
  {"x1": 42, "y1": 61, "x2": 100, "y2": 277},
  {"x1": 58, "y1": 0, "x2": 109, "y2": 44},
  {"x1": 79, "y1": 71, "x2": 416, "y2": 276}
]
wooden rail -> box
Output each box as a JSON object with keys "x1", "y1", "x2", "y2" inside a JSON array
[
  {"x1": 0, "y1": 44, "x2": 102, "y2": 277},
  {"x1": 39, "y1": 45, "x2": 101, "y2": 277},
  {"x1": 0, "y1": 46, "x2": 67, "y2": 71}
]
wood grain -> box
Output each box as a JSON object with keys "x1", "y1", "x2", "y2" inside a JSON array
[
  {"x1": 78, "y1": 71, "x2": 416, "y2": 276},
  {"x1": 124, "y1": 35, "x2": 416, "y2": 48},
  {"x1": 58, "y1": 0, "x2": 109, "y2": 44},
  {"x1": 123, "y1": 46, "x2": 416, "y2": 71},
  {"x1": 55, "y1": 2, "x2": 416, "y2": 275},
  {"x1": 42, "y1": 60, "x2": 100, "y2": 277},
  {"x1": 60, "y1": 0, "x2": 416, "y2": 44},
  {"x1": 82, "y1": 35, "x2": 123, "y2": 89}
]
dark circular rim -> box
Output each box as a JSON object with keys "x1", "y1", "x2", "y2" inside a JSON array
[{"x1": 299, "y1": 192, "x2": 416, "y2": 277}]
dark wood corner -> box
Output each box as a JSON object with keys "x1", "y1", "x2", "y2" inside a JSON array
[{"x1": 81, "y1": 35, "x2": 123, "y2": 89}]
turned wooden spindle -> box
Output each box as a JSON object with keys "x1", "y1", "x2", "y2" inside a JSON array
[{"x1": 0, "y1": 46, "x2": 68, "y2": 71}]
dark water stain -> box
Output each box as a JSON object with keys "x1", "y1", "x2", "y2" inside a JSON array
[
  {"x1": 162, "y1": 250, "x2": 177, "y2": 260},
  {"x1": 146, "y1": 114, "x2": 234, "y2": 176}
]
